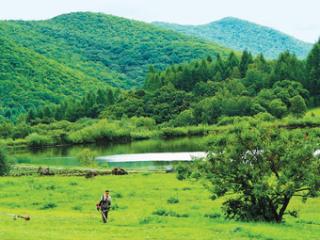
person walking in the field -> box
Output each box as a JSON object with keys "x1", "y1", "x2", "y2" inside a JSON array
[{"x1": 96, "y1": 190, "x2": 112, "y2": 223}]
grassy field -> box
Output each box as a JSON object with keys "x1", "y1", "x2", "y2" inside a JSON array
[{"x1": 0, "y1": 173, "x2": 319, "y2": 240}]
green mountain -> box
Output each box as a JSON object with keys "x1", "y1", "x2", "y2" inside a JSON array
[
  {"x1": 0, "y1": 36, "x2": 107, "y2": 119},
  {"x1": 154, "y1": 17, "x2": 313, "y2": 59},
  {"x1": 0, "y1": 12, "x2": 233, "y2": 120},
  {"x1": 0, "y1": 12, "x2": 231, "y2": 89}
]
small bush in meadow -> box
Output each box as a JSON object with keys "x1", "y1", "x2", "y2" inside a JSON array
[
  {"x1": 167, "y1": 197, "x2": 179, "y2": 204},
  {"x1": 152, "y1": 208, "x2": 188, "y2": 218},
  {"x1": 46, "y1": 185, "x2": 56, "y2": 190},
  {"x1": 204, "y1": 213, "x2": 221, "y2": 219},
  {"x1": 139, "y1": 216, "x2": 164, "y2": 224},
  {"x1": 72, "y1": 206, "x2": 82, "y2": 211},
  {"x1": 40, "y1": 202, "x2": 57, "y2": 210},
  {"x1": 175, "y1": 163, "x2": 192, "y2": 180},
  {"x1": 113, "y1": 192, "x2": 123, "y2": 198}
]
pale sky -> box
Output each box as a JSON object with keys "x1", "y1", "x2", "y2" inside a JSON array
[{"x1": 0, "y1": 0, "x2": 319, "y2": 43}]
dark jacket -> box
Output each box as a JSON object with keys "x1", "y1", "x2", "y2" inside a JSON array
[{"x1": 98, "y1": 195, "x2": 112, "y2": 211}]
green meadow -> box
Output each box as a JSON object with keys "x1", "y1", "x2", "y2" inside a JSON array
[{"x1": 1, "y1": 173, "x2": 319, "y2": 240}]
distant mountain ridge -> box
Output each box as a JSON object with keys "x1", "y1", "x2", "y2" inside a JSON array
[
  {"x1": 0, "y1": 12, "x2": 231, "y2": 89},
  {"x1": 0, "y1": 12, "x2": 232, "y2": 118},
  {"x1": 154, "y1": 17, "x2": 313, "y2": 59}
]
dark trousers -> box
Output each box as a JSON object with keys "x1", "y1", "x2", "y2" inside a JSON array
[{"x1": 101, "y1": 210, "x2": 109, "y2": 223}]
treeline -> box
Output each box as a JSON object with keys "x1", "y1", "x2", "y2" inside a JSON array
[
  {"x1": 102, "y1": 40, "x2": 320, "y2": 125},
  {"x1": 1, "y1": 40, "x2": 320, "y2": 147},
  {"x1": 25, "y1": 88, "x2": 116, "y2": 124}
]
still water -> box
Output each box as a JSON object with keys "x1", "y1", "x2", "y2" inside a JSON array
[{"x1": 10, "y1": 136, "x2": 211, "y2": 170}]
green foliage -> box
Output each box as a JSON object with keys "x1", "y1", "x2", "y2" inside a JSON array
[
  {"x1": 68, "y1": 119, "x2": 131, "y2": 144},
  {"x1": 0, "y1": 12, "x2": 230, "y2": 92},
  {"x1": 40, "y1": 202, "x2": 58, "y2": 210},
  {"x1": 239, "y1": 50, "x2": 253, "y2": 77},
  {"x1": 0, "y1": 36, "x2": 107, "y2": 121},
  {"x1": 0, "y1": 147, "x2": 10, "y2": 176},
  {"x1": 306, "y1": 40, "x2": 320, "y2": 104},
  {"x1": 152, "y1": 208, "x2": 189, "y2": 218},
  {"x1": 26, "y1": 133, "x2": 53, "y2": 147},
  {"x1": 154, "y1": 17, "x2": 312, "y2": 59},
  {"x1": 176, "y1": 163, "x2": 193, "y2": 180},
  {"x1": 27, "y1": 88, "x2": 115, "y2": 124},
  {"x1": 167, "y1": 197, "x2": 180, "y2": 204},
  {"x1": 195, "y1": 123, "x2": 320, "y2": 222},
  {"x1": 172, "y1": 110, "x2": 195, "y2": 127},
  {"x1": 77, "y1": 149, "x2": 97, "y2": 167},
  {"x1": 160, "y1": 128, "x2": 188, "y2": 139},
  {"x1": 268, "y1": 99, "x2": 287, "y2": 119},
  {"x1": 290, "y1": 95, "x2": 307, "y2": 118},
  {"x1": 270, "y1": 52, "x2": 306, "y2": 85}
]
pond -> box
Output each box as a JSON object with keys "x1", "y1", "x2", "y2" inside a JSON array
[{"x1": 10, "y1": 136, "x2": 212, "y2": 170}]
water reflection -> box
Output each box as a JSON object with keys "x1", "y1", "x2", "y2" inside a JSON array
[{"x1": 10, "y1": 136, "x2": 211, "y2": 170}]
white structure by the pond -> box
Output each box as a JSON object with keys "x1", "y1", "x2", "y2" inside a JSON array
[{"x1": 96, "y1": 152, "x2": 207, "y2": 163}]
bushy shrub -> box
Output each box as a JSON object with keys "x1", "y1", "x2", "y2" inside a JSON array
[
  {"x1": 290, "y1": 95, "x2": 307, "y2": 118},
  {"x1": 26, "y1": 133, "x2": 53, "y2": 147},
  {"x1": 217, "y1": 116, "x2": 238, "y2": 126},
  {"x1": 72, "y1": 206, "x2": 82, "y2": 211},
  {"x1": 167, "y1": 197, "x2": 179, "y2": 204},
  {"x1": 68, "y1": 119, "x2": 131, "y2": 144},
  {"x1": 204, "y1": 213, "x2": 221, "y2": 219},
  {"x1": 268, "y1": 99, "x2": 287, "y2": 118},
  {"x1": 254, "y1": 112, "x2": 275, "y2": 122},
  {"x1": 175, "y1": 163, "x2": 192, "y2": 180},
  {"x1": 160, "y1": 127, "x2": 188, "y2": 139},
  {"x1": 173, "y1": 110, "x2": 195, "y2": 127},
  {"x1": 130, "y1": 130, "x2": 158, "y2": 140},
  {"x1": 187, "y1": 125, "x2": 208, "y2": 136},
  {"x1": 40, "y1": 202, "x2": 57, "y2": 210},
  {"x1": 130, "y1": 116, "x2": 156, "y2": 129},
  {"x1": 77, "y1": 149, "x2": 97, "y2": 166},
  {"x1": 152, "y1": 208, "x2": 188, "y2": 218}
]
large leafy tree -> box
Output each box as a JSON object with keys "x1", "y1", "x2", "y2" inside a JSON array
[{"x1": 196, "y1": 123, "x2": 320, "y2": 222}]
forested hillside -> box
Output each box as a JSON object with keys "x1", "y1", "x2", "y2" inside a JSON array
[
  {"x1": 1, "y1": 36, "x2": 320, "y2": 149},
  {"x1": 0, "y1": 12, "x2": 230, "y2": 89},
  {"x1": 1, "y1": 12, "x2": 318, "y2": 123},
  {"x1": 26, "y1": 40, "x2": 320, "y2": 128},
  {"x1": 0, "y1": 36, "x2": 108, "y2": 120},
  {"x1": 154, "y1": 17, "x2": 313, "y2": 59}
]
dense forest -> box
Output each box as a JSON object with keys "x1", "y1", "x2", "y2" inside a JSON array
[
  {"x1": 0, "y1": 12, "x2": 230, "y2": 89},
  {"x1": 95, "y1": 41, "x2": 319, "y2": 125},
  {"x1": 0, "y1": 36, "x2": 109, "y2": 120},
  {"x1": 1, "y1": 11, "x2": 320, "y2": 149},
  {"x1": 8, "y1": 44, "x2": 320, "y2": 125},
  {"x1": 2, "y1": 12, "x2": 316, "y2": 122},
  {"x1": 0, "y1": 12, "x2": 234, "y2": 120},
  {"x1": 155, "y1": 17, "x2": 312, "y2": 59},
  {"x1": 0, "y1": 39, "x2": 319, "y2": 148}
]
